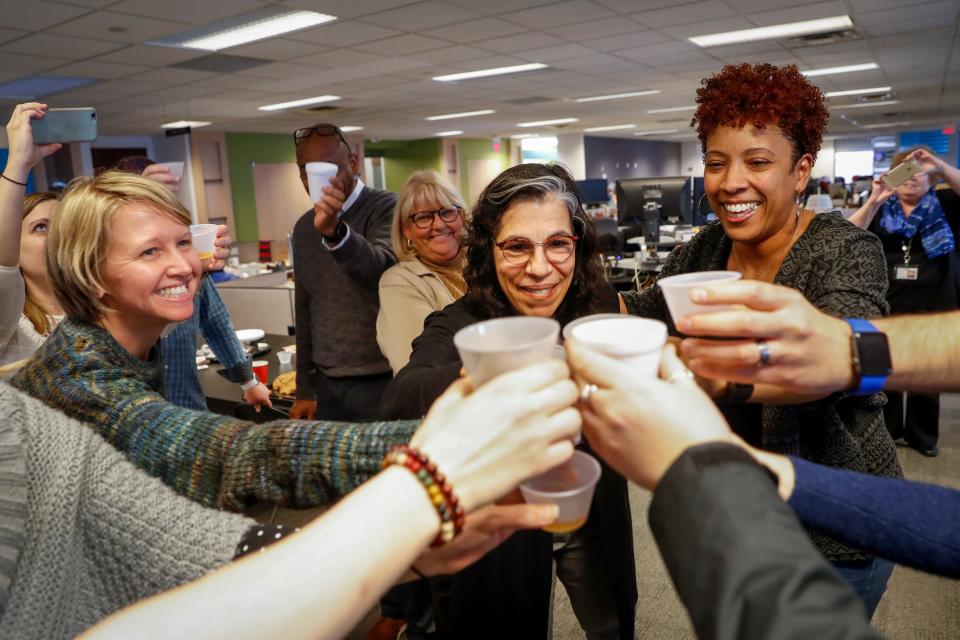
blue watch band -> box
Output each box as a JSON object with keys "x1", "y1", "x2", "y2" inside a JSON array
[{"x1": 844, "y1": 318, "x2": 889, "y2": 395}]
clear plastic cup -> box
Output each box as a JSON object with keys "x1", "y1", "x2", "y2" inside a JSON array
[
  {"x1": 520, "y1": 451, "x2": 601, "y2": 533},
  {"x1": 160, "y1": 161, "x2": 184, "y2": 179},
  {"x1": 276, "y1": 350, "x2": 293, "y2": 373},
  {"x1": 190, "y1": 224, "x2": 218, "y2": 260},
  {"x1": 305, "y1": 161, "x2": 338, "y2": 203},
  {"x1": 657, "y1": 271, "x2": 742, "y2": 332},
  {"x1": 570, "y1": 315, "x2": 667, "y2": 378},
  {"x1": 453, "y1": 317, "x2": 560, "y2": 386}
]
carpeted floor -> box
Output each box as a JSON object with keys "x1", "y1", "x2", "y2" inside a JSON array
[{"x1": 351, "y1": 394, "x2": 960, "y2": 639}]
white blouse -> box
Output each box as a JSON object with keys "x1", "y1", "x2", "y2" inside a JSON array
[{"x1": 0, "y1": 265, "x2": 58, "y2": 366}]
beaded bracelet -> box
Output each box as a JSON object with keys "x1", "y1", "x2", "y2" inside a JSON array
[{"x1": 382, "y1": 444, "x2": 465, "y2": 547}]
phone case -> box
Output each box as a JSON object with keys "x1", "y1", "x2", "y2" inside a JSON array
[
  {"x1": 32, "y1": 108, "x2": 98, "y2": 144},
  {"x1": 882, "y1": 158, "x2": 923, "y2": 190}
]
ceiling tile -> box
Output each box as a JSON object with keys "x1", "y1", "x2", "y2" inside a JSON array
[
  {"x1": 0, "y1": 33, "x2": 124, "y2": 59},
  {"x1": 125, "y1": 67, "x2": 219, "y2": 84},
  {"x1": 503, "y1": 1, "x2": 616, "y2": 29},
  {"x1": 544, "y1": 16, "x2": 648, "y2": 41},
  {"x1": 93, "y1": 45, "x2": 207, "y2": 66},
  {"x1": 581, "y1": 29, "x2": 673, "y2": 52},
  {"x1": 419, "y1": 17, "x2": 528, "y2": 43},
  {"x1": 281, "y1": 0, "x2": 423, "y2": 20},
  {"x1": 353, "y1": 33, "x2": 454, "y2": 55},
  {"x1": 662, "y1": 17, "x2": 755, "y2": 39},
  {"x1": 0, "y1": 53, "x2": 74, "y2": 74},
  {"x1": 551, "y1": 52, "x2": 630, "y2": 69},
  {"x1": 106, "y1": 0, "x2": 264, "y2": 24},
  {"x1": 292, "y1": 48, "x2": 390, "y2": 68},
  {"x1": 748, "y1": 1, "x2": 848, "y2": 27},
  {"x1": 46, "y1": 11, "x2": 188, "y2": 43},
  {"x1": 515, "y1": 43, "x2": 598, "y2": 63},
  {"x1": 234, "y1": 61, "x2": 324, "y2": 79},
  {"x1": 630, "y1": 1, "x2": 737, "y2": 29},
  {"x1": 474, "y1": 31, "x2": 566, "y2": 54},
  {"x1": 287, "y1": 20, "x2": 404, "y2": 47},
  {"x1": 358, "y1": 1, "x2": 482, "y2": 30},
  {"x1": 592, "y1": 0, "x2": 677, "y2": 11},
  {"x1": 0, "y1": 28, "x2": 30, "y2": 46},
  {"x1": 227, "y1": 39, "x2": 331, "y2": 61},
  {"x1": 405, "y1": 45, "x2": 493, "y2": 65},
  {"x1": 47, "y1": 60, "x2": 151, "y2": 80},
  {"x1": 1, "y1": 1, "x2": 93, "y2": 31}
]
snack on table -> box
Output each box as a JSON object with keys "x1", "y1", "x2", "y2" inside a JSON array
[{"x1": 272, "y1": 371, "x2": 296, "y2": 397}]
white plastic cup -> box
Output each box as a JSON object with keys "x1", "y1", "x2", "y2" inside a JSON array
[
  {"x1": 657, "y1": 271, "x2": 742, "y2": 332},
  {"x1": 453, "y1": 317, "x2": 560, "y2": 387},
  {"x1": 570, "y1": 315, "x2": 667, "y2": 378},
  {"x1": 520, "y1": 451, "x2": 601, "y2": 534},
  {"x1": 561, "y1": 313, "x2": 624, "y2": 343},
  {"x1": 190, "y1": 224, "x2": 218, "y2": 260},
  {"x1": 160, "y1": 161, "x2": 184, "y2": 178},
  {"x1": 305, "y1": 161, "x2": 338, "y2": 204},
  {"x1": 277, "y1": 350, "x2": 293, "y2": 373}
]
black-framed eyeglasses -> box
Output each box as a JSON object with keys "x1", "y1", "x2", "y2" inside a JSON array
[
  {"x1": 408, "y1": 206, "x2": 462, "y2": 229},
  {"x1": 293, "y1": 124, "x2": 350, "y2": 151},
  {"x1": 495, "y1": 234, "x2": 578, "y2": 265}
]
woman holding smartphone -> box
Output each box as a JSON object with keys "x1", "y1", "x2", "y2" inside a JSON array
[{"x1": 850, "y1": 147, "x2": 960, "y2": 457}]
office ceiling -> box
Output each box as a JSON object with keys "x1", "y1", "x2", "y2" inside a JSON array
[{"x1": 0, "y1": 0, "x2": 957, "y2": 142}]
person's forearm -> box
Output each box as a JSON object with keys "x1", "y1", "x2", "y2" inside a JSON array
[
  {"x1": 0, "y1": 157, "x2": 29, "y2": 267},
  {"x1": 788, "y1": 456, "x2": 960, "y2": 579},
  {"x1": 936, "y1": 161, "x2": 960, "y2": 194},
  {"x1": 748, "y1": 384, "x2": 830, "y2": 406},
  {"x1": 84, "y1": 467, "x2": 440, "y2": 640},
  {"x1": 847, "y1": 199, "x2": 881, "y2": 230},
  {"x1": 876, "y1": 312, "x2": 960, "y2": 392}
]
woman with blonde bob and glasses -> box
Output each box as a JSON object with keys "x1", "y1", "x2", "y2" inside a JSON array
[
  {"x1": 377, "y1": 170, "x2": 467, "y2": 373},
  {"x1": 10, "y1": 171, "x2": 578, "y2": 540}
]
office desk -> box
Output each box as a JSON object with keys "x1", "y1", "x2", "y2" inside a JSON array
[{"x1": 198, "y1": 333, "x2": 295, "y2": 416}]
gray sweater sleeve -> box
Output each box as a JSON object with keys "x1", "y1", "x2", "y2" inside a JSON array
[{"x1": 329, "y1": 191, "x2": 396, "y2": 291}]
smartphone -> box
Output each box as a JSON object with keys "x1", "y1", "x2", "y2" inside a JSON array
[
  {"x1": 31, "y1": 108, "x2": 98, "y2": 144},
  {"x1": 882, "y1": 158, "x2": 923, "y2": 190}
]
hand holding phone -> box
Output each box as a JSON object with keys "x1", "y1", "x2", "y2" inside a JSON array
[
  {"x1": 881, "y1": 158, "x2": 924, "y2": 190},
  {"x1": 31, "y1": 107, "x2": 97, "y2": 144}
]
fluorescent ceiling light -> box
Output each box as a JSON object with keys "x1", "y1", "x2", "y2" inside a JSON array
[
  {"x1": 258, "y1": 95, "x2": 341, "y2": 111},
  {"x1": 433, "y1": 63, "x2": 547, "y2": 82},
  {"x1": 151, "y1": 8, "x2": 336, "y2": 51},
  {"x1": 824, "y1": 87, "x2": 891, "y2": 97},
  {"x1": 633, "y1": 129, "x2": 679, "y2": 136},
  {"x1": 646, "y1": 105, "x2": 696, "y2": 114},
  {"x1": 831, "y1": 100, "x2": 899, "y2": 110},
  {"x1": 517, "y1": 118, "x2": 578, "y2": 127},
  {"x1": 803, "y1": 63, "x2": 878, "y2": 77},
  {"x1": 584, "y1": 124, "x2": 636, "y2": 132},
  {"x1": 690, "y1": 15, "x2": 853, "y2": 47},
  {"x1": 425, "y1": 109, "x2": 495, "y2": 121},
  {"x1": 522, "y1": 136, "x2": 558, "y2": 150},
  {"x1": 574, "y1": 90, "x2": 660, "y2": 103},
  {"x1": 511, "y1": 133, "x2": 538, "y2": 139},
  {"x1": 339, "y1": 126, "x2": 364, "y2": 133},
  {"x1": 162, "y1": 120, "x2": 212, "y2": 129},
  {"x1": 862, "y1": 121, "x2": 911, "y2": 129},
  {"x1": 434, "y1": 130, "x2": 463, "y2": 137}
]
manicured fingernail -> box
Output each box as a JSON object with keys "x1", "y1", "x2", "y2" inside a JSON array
[
  {"x1": 677, "y1": 317, "x2": 691, "y2": 332},
  {"x1": 540, "y1": 504, "x2": 559, "y2": 520},
  {"x1": 690, "y1": 288, "x2": 706, "y2": 301}
]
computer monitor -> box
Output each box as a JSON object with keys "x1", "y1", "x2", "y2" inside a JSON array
[
  {"x1": 616, "y1": 176, "x2": 696, "y2": 231},
  {"x1": 575, "y1": 179, "x2": 608, "y2": 205}
]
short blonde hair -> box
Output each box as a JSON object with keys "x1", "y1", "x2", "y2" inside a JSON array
[
  {"x1": 48, "y1": 171, "x2": 192, "y2": 323},
  {"x1": 391, "y1": 170, "x2": 466, "y2": 261}
]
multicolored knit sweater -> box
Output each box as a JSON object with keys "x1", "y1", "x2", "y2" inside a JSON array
[{"x1": 12, "y1": 317, "x2": 418, "y2": 512}]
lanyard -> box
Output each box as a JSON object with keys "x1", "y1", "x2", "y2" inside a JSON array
[{"x1": 901, "y1": 234, "x2": 915, "y2": 265}]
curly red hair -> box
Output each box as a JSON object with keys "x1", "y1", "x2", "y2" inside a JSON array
[{"x1": 692, "y1": 63, "x2": 828, "y2": 164}]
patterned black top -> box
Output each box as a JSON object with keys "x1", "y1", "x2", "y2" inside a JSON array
[{"x1": 623, "y1": 211, "x2": 903, "y2": 561}]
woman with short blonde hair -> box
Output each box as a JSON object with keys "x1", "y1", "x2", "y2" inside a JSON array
[{"x1": 377, "y1": 170, "x2": 467, "y2": 372}]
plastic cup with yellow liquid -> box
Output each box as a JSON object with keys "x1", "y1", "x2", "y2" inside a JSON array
[
  {"x1": 520, "y1": 451, "x2": 601, "y2": 534},
  {"x1": 190, "y1": 224, "x2": 218, "y2": 261}
]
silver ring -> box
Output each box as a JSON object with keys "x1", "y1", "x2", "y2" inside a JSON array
[
  {"x1": 666, "y1": 368, "x2": 695, "y2": 384},
  {"x1": 579, "y1": 383, "x2": 598, "y2": 404},
  {"x1": 756, "y1": 340, "x2": 771, "y2": 367}
]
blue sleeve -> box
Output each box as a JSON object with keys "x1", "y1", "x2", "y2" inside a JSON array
[
  {"x1": 788, "y1": 456, "x2": 960, "y2": 578},
  {"x1": 196, "y1": 278, "x2": 253, "y2": 384}
]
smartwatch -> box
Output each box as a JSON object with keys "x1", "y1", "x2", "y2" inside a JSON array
[{"x1": 844, "y1": 318, "x2": 892, "y2": 395}]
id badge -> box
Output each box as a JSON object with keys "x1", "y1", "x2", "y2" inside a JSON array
[{"x1": 895, "y1": 266, "x2": 919, "y2": 280}]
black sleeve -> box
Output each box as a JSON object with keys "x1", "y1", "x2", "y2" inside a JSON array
[
  {"x1": 379, "y1": 308, "x2": 463, "y2": 419},
  {"x1": 649, "y1": 443, "x2": 882, "y2": 640}
]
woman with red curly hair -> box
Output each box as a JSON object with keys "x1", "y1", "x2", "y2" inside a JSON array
[{"x1": 620, "y1": 63, "x2": 901, "y2": 618}]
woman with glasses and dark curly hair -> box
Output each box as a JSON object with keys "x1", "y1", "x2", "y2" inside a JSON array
[
  {"x1": 622, "y1": 63, "x2": 901, "y2": 618},
  {"x1": 380, "y1": 162, "x2": 636, "y2": 640},
  {"x1": 377, "y1": 170, "x2": 468, "y2": 373}
]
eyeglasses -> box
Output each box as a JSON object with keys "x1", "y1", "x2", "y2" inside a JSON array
[
  {"x1": 293, "y1": 124, "x2": 350, "y2": 151},
  {"x1": 495, "y1": 234, "x2": 578, "y2": 265},
  {"x1": 408, "y1": 206, "x2": 462, "y2": 229}
]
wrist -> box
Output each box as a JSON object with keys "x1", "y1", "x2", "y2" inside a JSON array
[
  {"x1": 2, "y1": 162, "x2": 30, "y2": 184},
  {"x1": 749, "y1": 448, "x2": 795, "y2": 501},
  {"x1": 240, "y1": 378, "x2": 259, "y2": 392}
]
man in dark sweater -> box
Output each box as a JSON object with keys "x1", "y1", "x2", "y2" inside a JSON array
[{"x1": 289, "y1": 124, "x2": 396, "y2": 421}]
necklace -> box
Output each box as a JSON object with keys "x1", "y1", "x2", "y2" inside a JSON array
[{"x1": 731, "y1": 207, "x2": 803, "y2": 280}]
